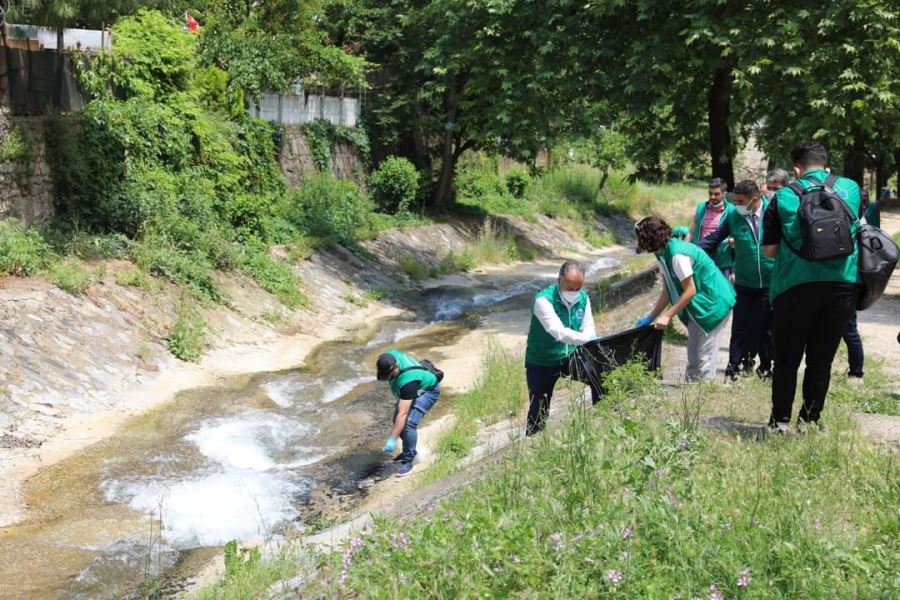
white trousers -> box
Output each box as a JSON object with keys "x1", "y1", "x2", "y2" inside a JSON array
[{"x1": 685, "y1": 314, "x2": 730, "y2": 381}]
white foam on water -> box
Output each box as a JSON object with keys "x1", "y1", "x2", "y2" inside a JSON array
[
  {"x1": 186, "y1": 412, "x2": 322, "y2": 471},
  {"x1": 101, "y1": 470, "x2": 305, "y2": 549},
  {"x1": 586, "y1": 256, "x2": 620, "y2": 278},
  {"x1": 365, "y1": 324, "x2": 427, "y2": 348},
  {"x1": 100, "y1": 410, "x2": 323, "y2": 549},
  {"x1": 262, "y1": 379, "x2": 300, "y2": 408},
  {"x1": 321, "y1": 376, "x2": 370, "y2": 404}
]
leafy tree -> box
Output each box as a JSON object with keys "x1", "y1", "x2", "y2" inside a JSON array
[
  {"x1": 196, "y1": 0, "x2": 367, "y2": 100},
  {"x1": 747, "y1": 0, "x2": 900, "y2": 187}
]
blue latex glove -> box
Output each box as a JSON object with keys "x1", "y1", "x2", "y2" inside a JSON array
[
  {"x1": 383, "y1": 436, "x2": 398, "y2": 453},
  {"x1": 635, "y1": 315, "x2": 653, "y2": 329}
]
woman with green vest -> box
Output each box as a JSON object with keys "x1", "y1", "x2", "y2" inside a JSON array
[
  {"x1": 698, "y1": 179, "x2": 775, "y2": 381},
  {"x1": 376, "y1": 349, "x2": 441, "y2": 477},
  {"x1": 524, "y1": 260, "x2": 599, "y2": 435},
  {"x1": 634, "y1": 216, "x2": 736, "y2": 381}
]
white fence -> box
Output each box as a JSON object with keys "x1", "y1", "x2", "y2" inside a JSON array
[
  {"x1": 248, "y1": 87, "x2": 360, "y2": 128},
  {"x1": 7, "y1": 23, "x2": 112, "y2": 52}
]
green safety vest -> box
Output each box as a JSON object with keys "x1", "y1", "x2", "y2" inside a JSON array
[
  {"x1": 387, "y1": 348, "x2": 438, "y2": 399},
  {"x1": 692, "y1": 200, "x2": 735, "y2": 270},
  {"x1": 727, "y1": 200, "x2": 774, "y2": 289},
  {"x1": 657, "y1": 238, "x2": 736, "y2": 333},
  {"x1": 525, "y1": 283, "x2": 588, "y2": 367},
  {"x1": 769, "y1": 169, "x2": 861, "y2": 301}
]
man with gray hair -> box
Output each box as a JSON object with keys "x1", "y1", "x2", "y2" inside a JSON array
[
  {"x1": 764, "y1": 168, "x2": 790, "y2": 200},
  {"x1": 524, "y1": 260, "x2": 599, "y2": 435}
]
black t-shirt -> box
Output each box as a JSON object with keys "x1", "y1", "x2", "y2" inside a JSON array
[
  {"x1": 762, "y1": 200, "x2": 781, "y2": 247},
  {"x1": 397, "y1": 380, "x2": 420, "y2": 400}
]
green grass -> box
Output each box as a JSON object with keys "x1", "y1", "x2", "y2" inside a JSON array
[
  {"x1": 114, "y1": 266, "x2": 157, "y2": 291},
  {"x1": 302, "y1": 360, "x2": 898, "y2": 599},
  {"x1": 167, "y1": 300, "x2": 208, "y2": 362},
  {"x1": 400, "y1": 221, "x2": 526, "y2": 281},
  {"x1": 829, "y1": 354, "x2": 898, "y2": 416},
  {"x1": 342, "y1": 292, "x2": 370, "y2": 307},
  {"x1": 49, "y1": 259, "x2": 94, "y2": 294},
  {"x1": 421, "y1": 342, "x2": 525, "y2": 485},
  {"x1": 239, "y1": 248, "x2": 308, "y2": 309},
  {"x1": 192, "y1": 543, "x2": 299, "y2": 600}
]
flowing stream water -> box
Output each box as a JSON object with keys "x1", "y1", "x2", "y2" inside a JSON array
[{"x1": 0, "y1": 254, "x2": 622, "y2": 599}]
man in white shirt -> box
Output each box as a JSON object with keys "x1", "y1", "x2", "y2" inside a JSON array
[{"x1": 524, "y1": 261, "x2": 598, "y2": 435}]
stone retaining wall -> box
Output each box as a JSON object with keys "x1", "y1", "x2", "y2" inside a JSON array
[{"x1": 0, "y1": 109, "x2": 54, "y2": 224}]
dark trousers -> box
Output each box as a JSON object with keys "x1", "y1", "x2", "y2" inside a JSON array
[
  {"x1": 771, "y1": 282, "x2": 858, "y2": 424},
  {"x1": 525, "y1": 360, "x2": 600, "y2": 436},
  {"x1": 728, "y1": 285, "x2": 773, "y2": 368},
  {"x1": 842, "y1": 312, "x2": 864, "y2": 377}
]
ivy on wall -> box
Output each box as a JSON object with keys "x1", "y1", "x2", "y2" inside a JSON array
[{"x1": 302, "y1": 119, "x2": 370, "y2": 172}]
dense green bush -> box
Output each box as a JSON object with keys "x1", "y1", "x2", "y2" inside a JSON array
[
  {"x1": 286, "y1": 173, "x2": 373, "y2": 244},
  {"x1": 455, "y1": 152, "x2": 507, "y2": 202},
  {"x1": 0, "y1": 219, "x2": 55, "y2": 276},
  {"x1": 504, "y1": 167, "x2": 531, "y2": 198},
  {"x1": 369, "y1": 156, "x2": 420, "y2": 214}
]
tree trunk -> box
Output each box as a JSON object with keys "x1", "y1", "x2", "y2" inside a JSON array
[
  {"x1": 599, "y1": 165, "x2": 609, "y2": 190},
  {"x1": 842, "y1": 128, "x2": 866, "y2": 186},
  {"x1": 875, "y1": 155, "x2": 888, "y2": 195},
  {"x1": 707, "y1": 65, "x2": 735, "y2": 189},
  {"x1": 432, "y1": 84, "x2": 461, "y2": 207}
]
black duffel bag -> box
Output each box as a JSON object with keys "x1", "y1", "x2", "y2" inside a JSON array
[{"x1": 856, "y1": 222, "x2": 899, "y2": 310}]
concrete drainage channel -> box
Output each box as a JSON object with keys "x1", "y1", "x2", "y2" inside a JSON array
[
  {"x1": 234, "y1": 266, "x2": 661, "y2": 600},
  {"x1": 1, "y1": 251, "x2": 658, "y2": 599}
]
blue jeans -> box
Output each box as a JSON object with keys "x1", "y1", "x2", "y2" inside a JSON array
[
  {"x1": 395, "y1": 385, "x2": 440, "y2": 464},
  {"x1": 842, "y1": 312, "x2": 864, "y2": 377}
]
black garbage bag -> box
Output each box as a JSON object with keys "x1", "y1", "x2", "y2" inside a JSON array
[{"x1": 567, "y1": 327, "x2": 663, "y2": 392}]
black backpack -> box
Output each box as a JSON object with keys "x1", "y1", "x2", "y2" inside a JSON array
[
  {"x1": 783, "y1": 174, "x2": 856, "y2": 261},
  {"x1": 399, "y1": 359, "x2": 444, "y2": 383},
  {"x1": 856, "y1": 221, "x2": 899, "y2": 310}
]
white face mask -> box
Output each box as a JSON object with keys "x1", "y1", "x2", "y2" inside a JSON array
[
  {"x1": 735, "y1": 202, "x2": 757, "y2": 217},
  {"x1": 560, "y1": 289, "x2": 581, "y2": 304}
]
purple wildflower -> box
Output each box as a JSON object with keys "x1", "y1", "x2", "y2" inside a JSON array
[
  {"x1": 621, "y1": 526, "x2": 633, "y2": 540},
  {"x1": 813, "y1": 518, "x2": 822, "y2": 531},
  {"x1": 399, "y1": 573, "x2": 408, "y2": 584},
  {"x1": 709, "y1": 583, "x2": 724, "y2": 600},
  {"x1": 607, "y1": 569, "x2": 623, "y2": 584},
  {"x1": 737, "y1": 568, "x2": 751, "y2": 588},
  {"x1": 550, "y1": 532, "x2": 564, "y2": 552}
]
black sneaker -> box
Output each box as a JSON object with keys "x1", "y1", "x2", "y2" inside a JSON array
[
  {"x1": 756, "y1": 364, "x2": 772, "y2": 380},
  {"x1": 724, "y1": 364, "x2": 739, "y2": 382},
  {"x1": 740, "y1": 357, "x2": 755, "y2": 376}
]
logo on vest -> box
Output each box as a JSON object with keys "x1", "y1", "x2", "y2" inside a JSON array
[{"x1": 576, "y1": 309, "x2": 585, "y2": 320}]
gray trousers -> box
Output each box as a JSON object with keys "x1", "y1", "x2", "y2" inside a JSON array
[{"x1": 685, "y1": 314, "x2": 730, "y2": 381}]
